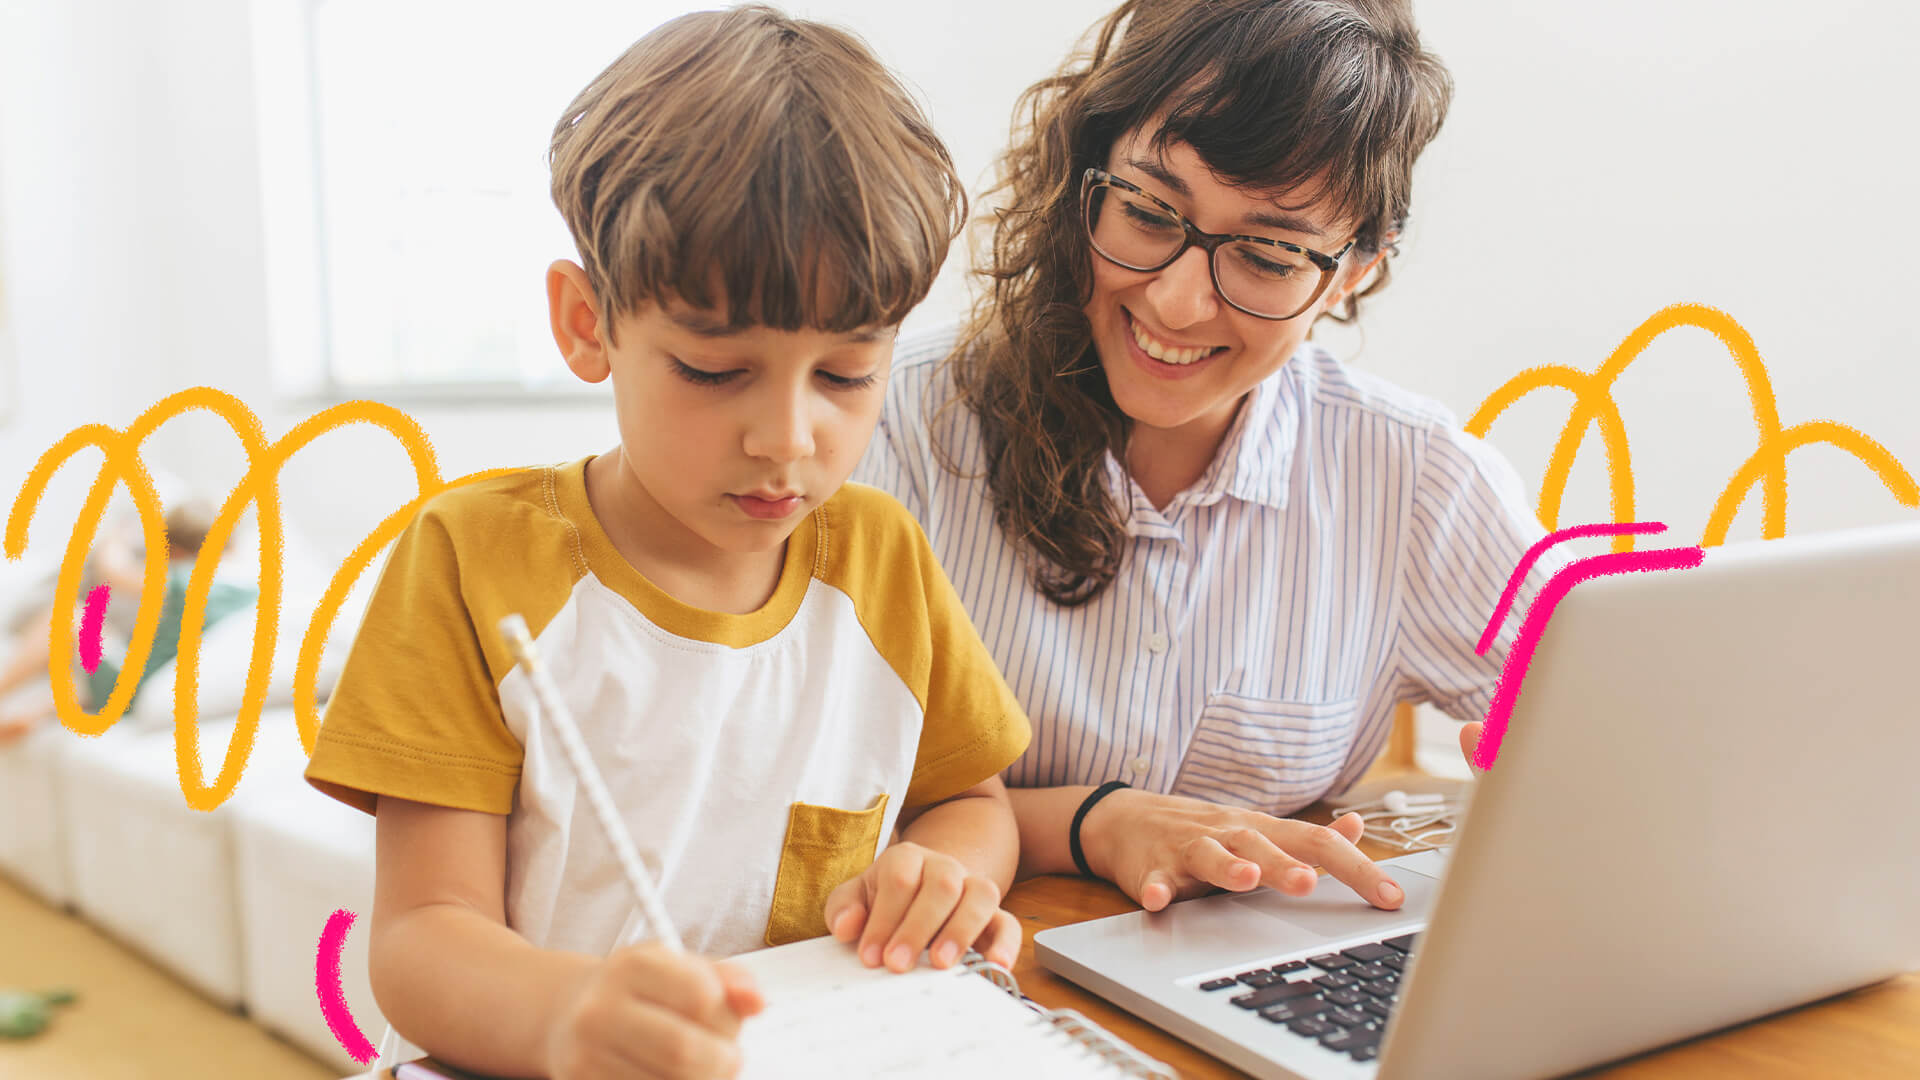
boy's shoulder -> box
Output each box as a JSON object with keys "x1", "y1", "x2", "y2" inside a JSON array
[
  {"x1": 410, "y1": 462, "x2": 572, "y2": 536},
  {"x1": 818, "y1": 481, "x2": 926, "y2": 543},
  {"x1": 417, "y1": 462, "x2": 555, "y2": 513},
  {"x1": 398, "y1": 461, "x2": 588, "y2": 578},
  {"x1": 814, "y1": 482, "x2": 941, "y2": 584}
]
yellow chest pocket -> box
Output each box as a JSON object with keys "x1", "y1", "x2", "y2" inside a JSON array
[{"x1": 764, "y1": 793, "x2": 890, "y2": 947}]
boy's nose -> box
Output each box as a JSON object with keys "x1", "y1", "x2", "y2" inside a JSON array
[
  {"x1": 1144, "y1": 246, "x2": 1219, "y2": 330},
  {"x1": 744, "y1": 393, "x2": 816, "y2": 463}
]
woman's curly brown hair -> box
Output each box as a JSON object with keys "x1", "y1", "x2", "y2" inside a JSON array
[{"x1": 937, "y1": 0, "x2": 1451, "y2": 606}]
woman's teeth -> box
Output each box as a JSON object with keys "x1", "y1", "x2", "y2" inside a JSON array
[{"x1": 1130, "y1": 317, "x2": 1217, "y2": 365}]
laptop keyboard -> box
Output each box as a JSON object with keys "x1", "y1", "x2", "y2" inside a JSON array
[{"x1": 1198, "y1": 932, "x2": 1420, "y2": 1064}]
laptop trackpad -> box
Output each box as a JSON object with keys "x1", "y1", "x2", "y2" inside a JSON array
[
  {"x1": 1220, "y1": 861, "x2": 1443, "y2": 943},
  {"x1": 1043, "y1": 862, "x2": 1445, "y2": 982}
]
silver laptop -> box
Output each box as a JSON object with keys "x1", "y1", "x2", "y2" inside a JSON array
[{"x1": 1036, "y1": 522, "x2": 1920, "y2": 1079}]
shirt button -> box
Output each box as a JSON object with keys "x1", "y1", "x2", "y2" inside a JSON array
[
  {"x1": 1147, "y1": 631, "x2": 1169, "y2": 654},
  {"x1": 1131, "y1": 756, "x2": 1150, "y2": 775}
]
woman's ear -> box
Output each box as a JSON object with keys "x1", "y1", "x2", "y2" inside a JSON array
[
  {"x1": 548, "y1": 260, "x2": 612, "y2": 383},
  {"x1": 1324, "y1": 243, "x2": 1391, "y2": 312}
]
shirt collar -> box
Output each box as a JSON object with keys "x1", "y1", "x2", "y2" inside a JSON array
[
  {"x1": 1102, "y1": 352, "x2": 1302, "y2": 530},
  {"x1": 1202, "y1": 363, "x2": 1297, "y2": 511}
]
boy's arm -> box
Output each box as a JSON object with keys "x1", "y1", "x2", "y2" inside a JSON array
[
  {"x1": 823, "y1": 775, "x2": 1023, "y2": 972},
  {"x1": 893, "y1": 774, "x2": 1018, "y2": 895},
  {"x1": 370, "y1": 795, "x2": 763, "y2": 1079},
  {"x1": 368, "y1": 794, "x2": 594, "y2": 1076}
]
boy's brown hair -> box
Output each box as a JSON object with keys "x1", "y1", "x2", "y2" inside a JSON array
[{"x1": 549, "y1": 4, "x2": 965, "y2": 339}]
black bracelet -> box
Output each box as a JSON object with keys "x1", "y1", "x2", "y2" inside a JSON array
[{"x1": 1068, "y1": 780, "x2": 1131, "y2": 878}]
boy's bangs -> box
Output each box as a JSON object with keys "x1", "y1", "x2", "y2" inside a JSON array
[
  {"x1": 552, "y1": 8, "x2": 961, "y2": 341},
  {"x1": 652, "y1": 207, "x2": 930, "y2": 336}
]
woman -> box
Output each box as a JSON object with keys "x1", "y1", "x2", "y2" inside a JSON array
[{"x1": 855, "y1": 0, "x2": 1554, "y2": 911}]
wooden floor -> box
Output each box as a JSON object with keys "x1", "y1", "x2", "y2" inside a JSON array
[{"x1": 0, "y1": 874, "x2": 338, "y2": 1079}]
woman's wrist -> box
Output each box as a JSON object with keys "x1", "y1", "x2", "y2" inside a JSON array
[
  {"x1": 1075, "y1": 784, "x2": 1138, "y2": 883},
  {"x1": 1007, "y1": 786, "x2": 1111, "y2": 878}
]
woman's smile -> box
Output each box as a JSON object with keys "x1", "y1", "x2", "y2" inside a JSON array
[{"x1": 1124, "y1": 308, "x2": 1226, "y2": 375}]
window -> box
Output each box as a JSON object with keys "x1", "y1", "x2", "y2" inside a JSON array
[
  {"x1": 254, "y1": 0, "x2": 1111, "y2": 396},
  {"x1": 258, "y1": 0, "x2": 681, "y2": 396}
]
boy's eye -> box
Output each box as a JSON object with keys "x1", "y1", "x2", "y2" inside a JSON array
[
  {"x1": 818, "y1": 370, "x2": 879, "y2": 391},
  {"x1": 669, "y1": 357, "x2": 741, "y2": 387}
]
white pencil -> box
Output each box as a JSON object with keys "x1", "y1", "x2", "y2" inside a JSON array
[{"x1": 497, "y1": 613, "x2": 684, "y2": 953}]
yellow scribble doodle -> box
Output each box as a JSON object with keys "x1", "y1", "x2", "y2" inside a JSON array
[
  {"x1": 6, "y1": 305, "x2": 1913, "y2": 810},
  {"x1": 3, "y1": 387, "x2": 509, "y2": 810},
  {"x1": 1468, "y1": 303, "x2": 1918, "y2": 549}
]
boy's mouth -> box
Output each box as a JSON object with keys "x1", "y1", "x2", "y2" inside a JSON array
[{"x1": 731, "y1": 492, "x2": 805, "y2": 520}]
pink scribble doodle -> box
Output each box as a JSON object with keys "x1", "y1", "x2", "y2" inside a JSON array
[
  {"x1": 78, "y1": 585, "x2": 110, "y2": 673},
  {"x1": 1476, "y1": 522, "x2": 1670, "y2": 656},
  {"x1": 317, "y1": 908, "x2": 377, "y2": 1064},
  {"x1": 1472, "y1": 542, "x2": 1706, "y2": 771}
]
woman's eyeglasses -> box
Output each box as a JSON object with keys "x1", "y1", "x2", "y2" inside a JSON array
[{"x1": 1081, "y1": 167, "x2": 1355, "y2": 321}]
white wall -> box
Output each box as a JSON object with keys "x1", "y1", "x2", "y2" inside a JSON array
[
  {"x1": 1321, "y1": 0, "x2": 1920, "y2": 552},
  {"x1": 3, "y1": 0, "x2": 1916, "y2": 585}
]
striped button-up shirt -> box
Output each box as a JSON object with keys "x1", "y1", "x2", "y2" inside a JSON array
[{"x1": 852, "y1": 326, "x2": 1559, "y2": 813}]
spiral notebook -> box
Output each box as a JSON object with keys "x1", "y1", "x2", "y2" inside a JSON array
[{"x1": 385, "y1": 934, "x2": 1174, "y2": 1080}]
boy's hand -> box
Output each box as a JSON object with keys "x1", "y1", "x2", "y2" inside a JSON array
[
  {"x1": 822, "y1": 841, "x2": 1021, "y2": 974},
  {"x1": 544, "y1": 942, "x2": 763, "y2": 1080}
]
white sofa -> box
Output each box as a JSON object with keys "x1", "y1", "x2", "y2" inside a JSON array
[{"x1": 0, "y1": 547, "x2": 387, "y2": 1075}]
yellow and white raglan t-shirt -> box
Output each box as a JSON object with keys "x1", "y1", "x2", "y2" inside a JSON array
[{"x1": 304, "y1": 456, "x2": 1030, "y2": 958}]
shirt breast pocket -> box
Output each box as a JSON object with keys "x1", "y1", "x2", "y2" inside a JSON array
[
  {"x1": 1171, "y1": 693, "x2": 1359, "y2": 813},
  {"x1": 764, "y1": 793, "x2": 890, "y2": 947}
]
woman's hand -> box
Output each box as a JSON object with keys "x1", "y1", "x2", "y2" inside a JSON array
[
  {"x1": 1459, "y1": 720, "x2": 1488, "y2": 777},
  {"x1": 1078, "y1": 788, "x2": 1405, "y2": 913},
  {"x1": 822, "y1": 841, "x2": 1022, "y2": 973}
]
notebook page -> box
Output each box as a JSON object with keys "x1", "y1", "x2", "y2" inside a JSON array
[{"x1": 730, "y1": 935, "x2": 1124, "y2": 1079}]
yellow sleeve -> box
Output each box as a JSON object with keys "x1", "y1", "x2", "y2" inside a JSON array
[
  {"x1": 823, "y1": 484, "x2": 1031, "y2": 809},
  {"x1": 304, "y1": 471, "x2": 577, "y2": 815}
]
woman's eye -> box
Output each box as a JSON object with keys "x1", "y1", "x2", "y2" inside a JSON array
[
  {"x1": 1237, "y1": 249, "x2": 1297, "y2": 279},
  {"x1": 670, "y1": 357, "x2": 741, "y2": 387},
  {"x1": 1122, "y1": 202, "x2": 1180, "y2": 233},
  {"x1": 819, "y1": 370, "x2": 879, "y2": 391}
]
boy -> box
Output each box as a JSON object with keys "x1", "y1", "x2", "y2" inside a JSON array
[{"x1": 303, "y1": 8, "x2": 1030, "y2": 1078}]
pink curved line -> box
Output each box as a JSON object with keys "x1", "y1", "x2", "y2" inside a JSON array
[
  {"x1": 1476, "y1": 521, "x2": 1670, "y2": 656},
  {"x1": 317, "y1": 908, "x2": 377, "y2": 1064},
  {"x1": 1472, "y1": 545, "x2": 1706, "y2": 771},
  {"x1": 79, "y1": 585, "x2": 110, "y2": 673}
]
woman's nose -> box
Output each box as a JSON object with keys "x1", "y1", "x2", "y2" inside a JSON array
[{"x1": 1144, "y1": 246, "x2": 1220, "y2": 329}]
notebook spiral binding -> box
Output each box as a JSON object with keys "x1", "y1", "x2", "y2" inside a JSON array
[
  {"x1": 960, "y1": 953, "x2": 1178, "y2": 1079},
  {"x1": 960, "y1": 950, "x2": 1022, "y2": 996}
]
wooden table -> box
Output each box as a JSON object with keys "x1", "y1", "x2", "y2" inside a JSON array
[
  {"x1": 353, "y1": 773, "x2": 1918, "y2": 1080},
  {"x1": 1001, "y1": 857, "x2": 1920, "y2": 1078}
]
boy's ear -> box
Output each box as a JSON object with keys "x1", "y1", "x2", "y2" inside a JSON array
[{"x1": 548, "y1": 260, "x2": 611, "y2": 383}]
